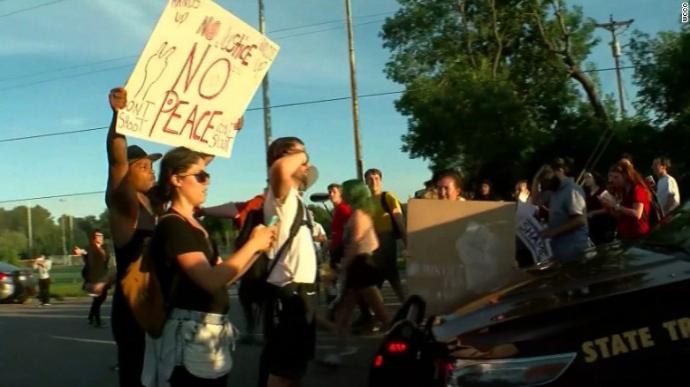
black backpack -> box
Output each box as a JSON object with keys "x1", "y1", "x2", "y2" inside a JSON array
[{"x1": 236, "y1": 196, "x2": 306, "y2": 296}]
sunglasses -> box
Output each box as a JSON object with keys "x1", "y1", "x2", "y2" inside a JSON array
[{"x1": 179, "y1": 171, "x2": 211, "y2": 184}]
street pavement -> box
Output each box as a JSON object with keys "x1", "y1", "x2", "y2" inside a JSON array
[{"x1": 0, "y1": 284, "x2": 403, "y2": 387}]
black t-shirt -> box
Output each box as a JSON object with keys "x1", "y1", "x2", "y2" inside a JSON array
[{"x1": 152, "y1": 214, "x2": 228, "y2": 314}]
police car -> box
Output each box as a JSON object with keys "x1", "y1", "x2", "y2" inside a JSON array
[{"x1": 369, "y1": 205, "x2": 690, "y2": 386}]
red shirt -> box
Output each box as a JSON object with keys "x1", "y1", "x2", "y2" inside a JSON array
[
  {"x1": 617, "y1": 184, "x2": 651, "y2": 240},
  {"x1": 330, "y1": 202, "x2": 352, "y2": 249}
]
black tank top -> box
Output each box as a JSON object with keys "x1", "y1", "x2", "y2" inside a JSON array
[{"x1": 114, "y1": 203, "x2": 156, "y2": 282}]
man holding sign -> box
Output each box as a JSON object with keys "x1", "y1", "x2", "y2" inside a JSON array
[{"x1": 539, "y1": 158, "x2": 590, "y2": 261}]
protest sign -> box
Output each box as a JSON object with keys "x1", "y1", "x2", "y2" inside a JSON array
[
  {"x1": 516, "y1": 215, "x2": 553, "y2": 264},
  {"x1": 406, "y1": 199, "x2": 527, "y2": 315},
  {"x1": 116, "y1": 0, "x2": 280, "y2": 157}
]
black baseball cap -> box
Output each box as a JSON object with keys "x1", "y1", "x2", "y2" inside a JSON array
[{"x1": 127, "y1": 145, "x2": 162, "y2": 164}]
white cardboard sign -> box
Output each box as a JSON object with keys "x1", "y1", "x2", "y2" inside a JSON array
[{"x1": 116, "y1": 0, "x2": 280, "y2": 157}]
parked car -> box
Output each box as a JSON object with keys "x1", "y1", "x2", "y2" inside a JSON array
[
  {"x1": 0, "y1": 261, "x2": 37, "y2": 304},
  {"x1": 370, "y1": 204, "x2": 690, "y2": 387}
]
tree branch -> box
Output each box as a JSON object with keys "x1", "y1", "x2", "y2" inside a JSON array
[
  {"x1": 457, "y1": 0, "x2": 477, "y2": 68},
  {"x1": 531, "y1": 1, "x2": 608, "y2": 122},
  {"x1": 488, "y1": 0, "x2": 503, "y2": 78}
]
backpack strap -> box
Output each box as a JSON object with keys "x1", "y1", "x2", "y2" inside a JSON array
[
  {"x1": 265, "y1": 195, "x2": 305, "y2": 280},
  {"x1": 157, "y1": 211, "x2": 191, "y2": 309},
  {"x1": 380, "y1": 191, "x2": 401, "y2": 238}
]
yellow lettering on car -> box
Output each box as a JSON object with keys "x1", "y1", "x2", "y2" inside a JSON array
[
  {"x1": 661, "y1": 317, "x2": 690, "y2": 341},
  {"x1": 610, "y1": 334, "x2": 629, "y2": 356},
  {"x1": 678, "y1": 318, "x2": 690, "y2": 339},
  {"x1": 582, "y1": 341, "x2": 598, "y2": 363},
  {"x1": 638, "y1": 327, "x2": 655, "y2": 348},
  {"x1": 583, "y1": 318, "x2": 690, "y2": 364},
  {"x1": 581, "y1": 326, "x2": 654, "y2": 363}
]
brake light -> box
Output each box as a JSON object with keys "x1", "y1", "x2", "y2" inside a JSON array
[
  {"x1": 373, "y1": 355, "x2": 384, "y2": 368},
  {"x1": 0, "y1": 273, "x2": 8, "y2": 281},
  {"x1": 386, "y1": 341, "x2": 408, "y2": 354}
]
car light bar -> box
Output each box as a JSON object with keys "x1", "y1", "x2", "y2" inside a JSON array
[
  {"x1": 386, "y1": 341, "x2": 409, "y2": 354},
  {"x1": 373, "y1": 355, "x2": 384, "y2": 368},
  {"x1": 448, "y1": 353, "x2": 577, "y2": 387}
]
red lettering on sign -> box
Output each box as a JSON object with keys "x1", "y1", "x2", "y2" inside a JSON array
[
  {"x1": 170, "y1": 43, "x2": 212, "y2": 94},
  {"x1": 198, "y1": 58, "x2": 231, "y2": 100}
]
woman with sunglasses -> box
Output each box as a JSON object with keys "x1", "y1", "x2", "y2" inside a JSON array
[{"x1": 142, "y1": 146, "x2": 276, "y2": 387}]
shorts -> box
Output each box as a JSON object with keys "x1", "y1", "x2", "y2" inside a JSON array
[
  {"x1": 141, "y1": 308, "x2": 237, "y2": 386},
  {"x1": 345, "y1": 254, "x2": 382, "y2": 290},
  {"x1": 261, "y1": 283, "x2": 316, "y2": 380}
]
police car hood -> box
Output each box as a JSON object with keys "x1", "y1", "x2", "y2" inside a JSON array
[{"x1": 431, "y1": 237, "x2": 690, "y2": 342}]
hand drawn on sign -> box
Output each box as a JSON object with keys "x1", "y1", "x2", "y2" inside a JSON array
[
  {"x1": 175, "y1": 11, "x2": 189, "y2": 24},
  {"x1": 133, "y1": 42, "x2": 177, "y2": 101}
]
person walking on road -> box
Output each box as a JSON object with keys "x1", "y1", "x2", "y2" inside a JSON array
[{"x1": 75, "y1": 230, "x2": 112, "y2": 327}]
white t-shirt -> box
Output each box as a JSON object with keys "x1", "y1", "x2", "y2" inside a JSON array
[
  {"x1": 263, "y1": 187, "x2": 317, "y2": 286},
  {"x1": 656, "y1": 175, "x2": 681, "y2": 215},
  {"x1": 312, "y1": 221, "x2": 326, "y2": 253},
  {"x1": 33, "y1": 257, "x2": 52, "y2": 280}
]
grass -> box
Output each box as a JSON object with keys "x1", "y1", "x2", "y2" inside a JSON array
[{"x1": 50, "y1": 265, "x2": 87, "y2": 298}]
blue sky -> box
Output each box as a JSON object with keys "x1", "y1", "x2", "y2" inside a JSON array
[{"x1": 0, "y1": 0, "x2": 683, "y2": 219}]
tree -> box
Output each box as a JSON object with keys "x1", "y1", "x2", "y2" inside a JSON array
[
  {"x1": 628, "y1": 26, "x2": 690, "y2": 124},
  {"x1": 0, "y1": 230, "x2": 28, "y2": 265},
  {"x1": 381, "y1": 0, "x2": 607, "y2": 193},
  {"x1": 627, "y1": 25, "x2": 690, "y2": 192}
]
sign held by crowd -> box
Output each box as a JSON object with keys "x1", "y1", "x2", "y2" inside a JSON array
[{"x1": 116, "y1": 0, "x2": 280, "y2": 157}]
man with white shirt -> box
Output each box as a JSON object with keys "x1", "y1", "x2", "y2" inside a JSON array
[
  {"x1": 653, "y1": 157, "x2": 681, "y2": 216},
  {"x1": 32, "y1": 254, "x2": 52, "y2": 306},
  {"x1": 259, "y1": 137, "x2": 318, "y2": 387}
]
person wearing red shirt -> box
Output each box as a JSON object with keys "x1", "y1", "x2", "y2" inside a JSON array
[
  {"x1": 328, "y1": 183, "x2": 353, "y2": 267},
  {"x1": 605, "y1": 160, "x2": 652, "y2": 241}
]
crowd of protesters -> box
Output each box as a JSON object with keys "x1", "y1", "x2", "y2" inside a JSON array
[
  {"x1": 98, "y1": 84, "x2": 685, "y2": 387},
  {"x1": 417, "y1": 155, "x2": 682, "y2": 261}
]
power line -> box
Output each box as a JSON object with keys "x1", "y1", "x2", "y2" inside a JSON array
[
  {"x1": 0, "y1": 55, "x2": 137, "y2": 83},
  {"x1": 0, "y1": 11, "x2": 393, "y2": 85},
  {"x1": 275, "y1": 18, "x2": 385, "y2": 40},
  {"x1": 0, "y1": 190, "x2": 104, "y2": 204},
  {"x1": 0, "y1": 126, "x2": 107, "y2": 144},
  {"x1": 269, "y1": 10, "x2": 393, "y2": 33},
  {"x1": 0, "y1": 0, "x2": 69, "y2": 19},
  {"x1": 0, "y1": 91, "x2": 404, "y2": 144},
  {"x1": 0, "y1": 18, "x2": 386, "y2": 93},
  {"x1": 0, "y1": 63, "x2": 134, "y2": 92},
  {"x1": 0, "y1": 64, "x2": 635, "y2": 144}
]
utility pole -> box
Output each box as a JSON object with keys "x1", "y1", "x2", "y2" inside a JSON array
[
  {"x1": 258, "y1": 0, "x2": 273, "y2": 163},
  {"x1": 596, "y1": 15, "x2": 633, "y2": 118},
  {"x1": 345, "y1": 0, "x2": 364, "y2": 180},
  {"x1": 68, "y1": 215, "x2": 73, "y2": 250},
  {"x1": 61, "y1": 216, "x2": 67, "y2": 256},
  {"x1": 26, "y1": 205, "x2": 33, "y2": 257}
]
